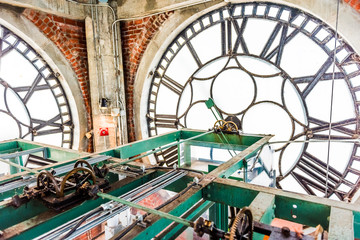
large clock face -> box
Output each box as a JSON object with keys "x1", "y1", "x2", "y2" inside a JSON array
[
  {"x1": 0, "y1": 25, "x2": 73, "y2": 148},
  {"x1": 146, "y1": 3, "x2": 360, "y2": 200}
]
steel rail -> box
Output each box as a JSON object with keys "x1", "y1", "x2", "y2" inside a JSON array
[
  {"x1": 37, "y1": 170, "x2": 187, "y2": 239},
  {"x1": 0, "y1": 155, "x2": 111, "y2": 193},
  {"x1": 97, "y1": 192, "x2": 193, "y2": 227}
]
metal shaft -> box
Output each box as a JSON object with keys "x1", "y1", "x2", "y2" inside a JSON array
[
  {"x1": 0, "y1": 158, "x2": 39, "y2": 174},
  {"x1": 97, "y1": 192, "x2": 193, "y2": 227}
]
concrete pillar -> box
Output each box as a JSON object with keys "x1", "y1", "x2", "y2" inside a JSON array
[{"x1": 85, "y1": 6, "x2": 125, "y2": 152}]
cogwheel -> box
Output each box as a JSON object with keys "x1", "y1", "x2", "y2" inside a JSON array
[{"x1": 229, "y1": 207, "x2": 253, "y2": 240}]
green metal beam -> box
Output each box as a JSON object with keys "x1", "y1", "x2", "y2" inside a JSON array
[
  {"x1": 0, "y1": 147, "x2": 22, "y2": 154},
  {"x1": 209, "y1": 202, "x2": 228, "y2": 231},
  {"x1": 180, "y1": 130, "x2": 265, "y2": 146},
  {"x1": 110, "y1": 131, "x2": 214, "y2": 167},
  {"x1": 115, "y1": 130, "x2": 182, "y2": 159},
  {"x1": 130, "y1": 190, "x2": 203, "y2": 239},
  {"x1": 354, "y1": 211, "x2": 360, "y2": 238},
  {"x1": 208, "y1": 135, "x2": 272, "y2": 178}
]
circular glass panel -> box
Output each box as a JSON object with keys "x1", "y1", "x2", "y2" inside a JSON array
[{"x1": 0, "y1": 25, "x2": 74, "y2": 148}]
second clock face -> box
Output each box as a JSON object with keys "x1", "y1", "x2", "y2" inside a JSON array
[
  {"x1": 146, "y1": 2, "x2": 360, "y2": 200},
  {"x1": 0, "y1": 25, "x2": 74, "y2": 148}
]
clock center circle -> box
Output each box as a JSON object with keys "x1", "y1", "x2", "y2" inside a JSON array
[
  {"x1": 211, "y1": 68, "x2": 255, "y2": 115},
  {"x1": 0, "y1": 112, "x2": 20, "y2": 141},
  {"x1": 242, "y1": 102, "x2": 294, "y2": 147}
]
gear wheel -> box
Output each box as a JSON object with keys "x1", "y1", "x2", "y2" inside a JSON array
[{"x1": 229, "y1": 207, "x2": 253, "y2": 240}]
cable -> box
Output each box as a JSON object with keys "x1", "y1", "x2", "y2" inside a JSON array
[
  {"x1": 60, "y1": 207, "x2": 103, "y2": 240},
  {"x1": 325, "y1": 0, "x2": 341, "y2": 198}
]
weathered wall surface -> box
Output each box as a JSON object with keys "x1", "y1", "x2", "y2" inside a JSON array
[
  {"x1": 344, "y1": 0, "x2": 360, "y2": 13},
  {"x1": 22, "y1": 9, "x2": 93, "y2": 151},
  {"x1": 121, "y1": 12, "x2": 173, "y2": 142}
]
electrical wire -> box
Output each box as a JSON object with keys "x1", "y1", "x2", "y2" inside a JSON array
[{"x1": 325, "y1": 0, "x2": 341, "y2": 198}]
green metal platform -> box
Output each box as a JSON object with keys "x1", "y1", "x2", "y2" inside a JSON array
[{"x1": 0, "y1": 130, "x2": 358, "y2": 239}]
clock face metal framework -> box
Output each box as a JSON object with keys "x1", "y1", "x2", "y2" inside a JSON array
[
  {"x1": 146, "y1": 2, "x2": 360, "y2": 200},
  {"x1": 0, "y1": 25, "x2": 73, "y2": 148}
]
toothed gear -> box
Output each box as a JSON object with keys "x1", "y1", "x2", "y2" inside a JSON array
[{"x1": 229, "y1": 207, "x2": 253, "y2": 240}]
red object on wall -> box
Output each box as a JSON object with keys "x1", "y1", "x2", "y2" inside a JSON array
[{"x1": 99, "y1": 128, "x2": 109, "y2": 136}]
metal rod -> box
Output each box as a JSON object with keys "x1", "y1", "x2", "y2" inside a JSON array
[
  {"x1": 37, "y1": 170, "x2": 187, "y2": 239},
  {"x1": 112, "y1": 130, "x2": 214, "y2": 167},
  {"x1": 97, "y1": 192, "x2": 193, "y2": 227},
  {"x1": 325, "y1": 0, "x2": 341, "y2": 198},
  {"x1": 0, "y1": 158, "x2": 39, "y2": 174}
]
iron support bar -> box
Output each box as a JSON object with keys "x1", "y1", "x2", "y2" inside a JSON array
[
  {"x1": 0, "y1": 157, "x2": 39, "y2": 174},
  {"x1": 97, "y1": 192, "x2": 193, "y2": 227},
  {"x1": 0, "y1": 147, "x2": 46, "y2": 159}
]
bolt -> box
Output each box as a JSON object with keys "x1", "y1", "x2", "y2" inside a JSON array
[{"x1": 281, "y1": 226, "x2": 290, "y2": 237}]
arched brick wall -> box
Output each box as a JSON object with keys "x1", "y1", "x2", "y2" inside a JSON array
[
  {"x1": 22, "y1": 9, "x2": 93, "y2": 151},
  {"x1": 121, "y1": 12, "x2": 173, "y2": 142},
  {"x1": 344, "y1": 0, "x2": 360, "y2": 13}
]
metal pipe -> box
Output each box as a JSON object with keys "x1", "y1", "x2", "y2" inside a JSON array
[
  {"x1": 97, "y1": 192, "x2": 193, "y2": 227},
  {"x1": 0, "y1": 147, "x2": 46, "y2": 159},
  {"x1": 110, "y1": 0, "x2": 212, "y2": 21},
  {"x1": 112, "y1": 130, "x2": 215, "y2": 167}
]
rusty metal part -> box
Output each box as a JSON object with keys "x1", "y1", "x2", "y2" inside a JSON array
[
  {"x1": 74, "y1": 160, "x2": 93, "y2": 171},
  {"x1": 59, "y1": 167, "x2": 96, "y2": 198},
  {"x1": 194, "y1": 217, "x2": 226, "y2": 239},
  {"x1": 253, "y1": 221, "x2": 316, "y2": 240},
  {"x1": 37, "y1": 171, "x2": 61, "y2": 197},
  {"x1": 229, "y1": 207, "x2": 253, "y2": 240}
]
